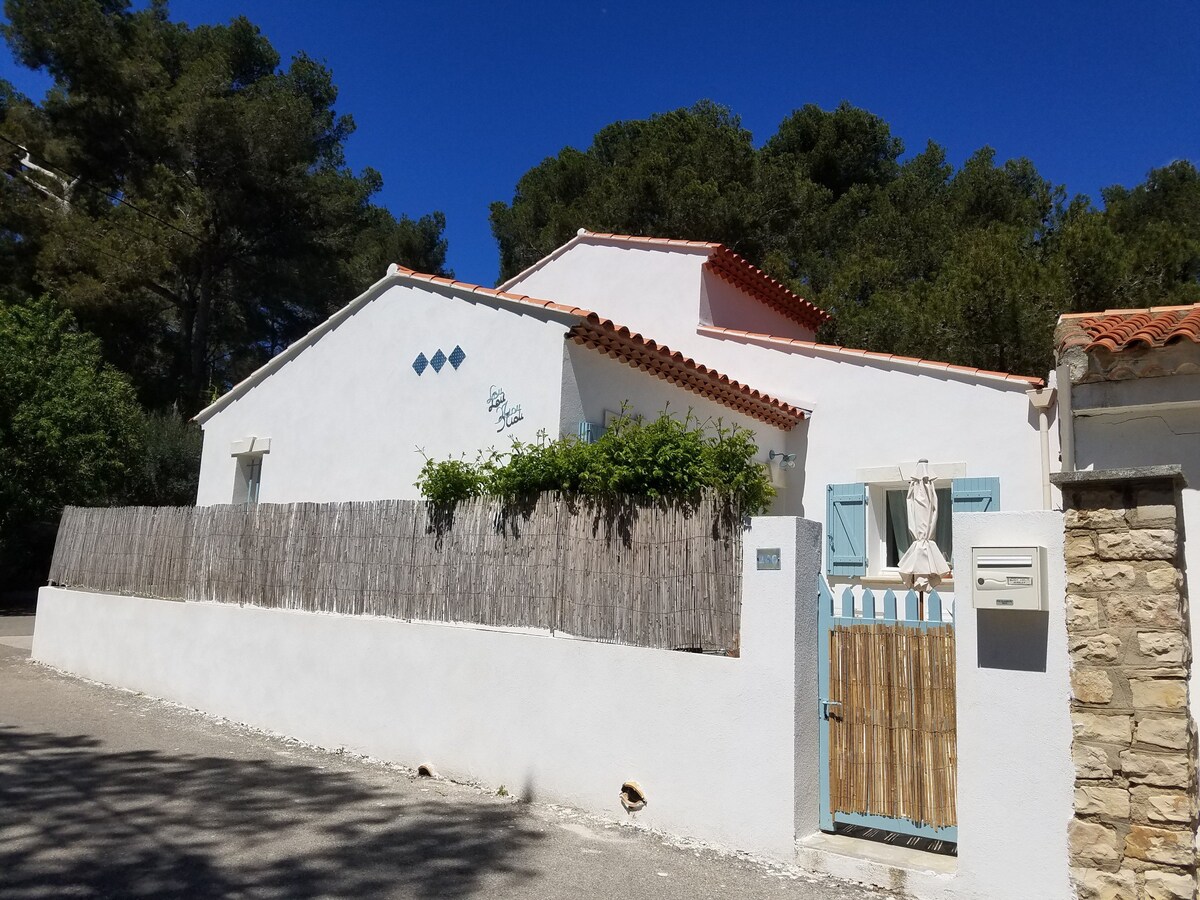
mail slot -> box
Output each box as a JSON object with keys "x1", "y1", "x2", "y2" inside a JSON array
[{"x1": 971, "y1": 546, "x2": 1047, "y2": 611}]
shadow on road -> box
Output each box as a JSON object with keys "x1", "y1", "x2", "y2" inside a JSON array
[{"x1": 0, "y1": 725, "x2": 544, "y2": 898}]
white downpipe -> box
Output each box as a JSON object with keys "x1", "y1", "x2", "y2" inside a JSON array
[{"x1": 1027, "y1": 387, "x2": 1057, "y2": 510}]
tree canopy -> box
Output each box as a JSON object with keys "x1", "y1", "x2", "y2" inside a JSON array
[
  {"x1": 492, "y1": 102, "x2": 1200, "y2": 376},
  {"x1": 0, "y1": 295, "x2": 143, "y2": 580},
  {"x1": 0, "y1": 0, "x2": 449, "y2": 414}
]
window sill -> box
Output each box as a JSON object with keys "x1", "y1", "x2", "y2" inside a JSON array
[{"x1": 856, "y1": 573, "x2": 956, "y2": 589}]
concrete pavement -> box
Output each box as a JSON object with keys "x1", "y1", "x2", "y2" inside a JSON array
[{"x1": 0, "y1": 617, "x2": 887, "y2": 899}]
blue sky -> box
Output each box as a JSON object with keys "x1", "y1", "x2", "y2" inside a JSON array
[{"x1": 2, "y1": 1, "x2": 1197, "y2": 286}]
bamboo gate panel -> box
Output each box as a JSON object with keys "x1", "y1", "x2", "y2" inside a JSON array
[
  {"x1": 822, "y1": 585, "x2": 957, "y2": 835},
  {"x1": 47, "y1": 495, "x2": 743, "y2": 652}
]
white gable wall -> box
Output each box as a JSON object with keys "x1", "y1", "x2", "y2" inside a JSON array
[
  {"x1": 699, "y1": 269, "x2": 817, "y2": 340},
  {"x1": 507, "y1": 240, "x2": 816, "y2": 352},
  {"x1": 505, "y1": 241, "x2": 708, "y2": 348},
  {"x1": 197, "y1": 282, "x2": 572, "y2": 505},
  {"x1": 557, "y1": 341, "x2": 803, "y2": 512}
]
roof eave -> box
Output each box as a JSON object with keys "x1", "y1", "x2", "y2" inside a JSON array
[
  {"x1": 193, "y1": 271, "x2": 401, "y2": 425},
  {"x1": 699, "y1": 325, "x2": 1044, "y2": 389}
]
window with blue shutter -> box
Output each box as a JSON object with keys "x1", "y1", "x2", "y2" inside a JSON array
[
  {"x1": 578, "y1": 421, "x2": 605, "y2": 444},
  {"x1": 951, "y1": 477, "x2": 1000, "y2": 514},
  {"x1": 826, "y1": 483, "x2": 867, "y2": 576}
]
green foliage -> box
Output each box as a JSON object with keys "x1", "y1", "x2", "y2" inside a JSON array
[
  {"x1": 125, "y1": 408, "x2": 202, "y2": 507},
  {"x1": 490, "y1": 101, "x2": 763, "y2": 278},
  {"x1": 0, "y1": 0, "x2": 449, "y2": 414},
  {"x1": 0, "y1": 295, "x2": 142, "y2": 583},
  {"x1": 415, "y1": 411, "x2": 776, "y2": 515},
  {"x1": 493, "y1": 102, "x2": 1200, "y2": 377}
]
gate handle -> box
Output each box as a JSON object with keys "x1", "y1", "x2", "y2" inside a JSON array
[{"x1": 820, "y1": 699, "x2": 842, "y2": 719}]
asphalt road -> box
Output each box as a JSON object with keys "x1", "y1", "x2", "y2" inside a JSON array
[{"x1": 0, "y1": 615, "x2": 885, "y2": 900}]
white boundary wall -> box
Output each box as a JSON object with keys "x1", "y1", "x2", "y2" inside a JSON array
[
  {"x1": 953, "y1": 510, "x2": 1073, "y2": 899},
  {"x1": 34, "y1": 517, "x2": 822, "y2": 862},
  {"x1": 798, "y1": 510, "x2": 1072, "y2": 900}
]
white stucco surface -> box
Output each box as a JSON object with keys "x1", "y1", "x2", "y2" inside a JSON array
[
  {"x1": 951, "y1": 510, "x2": 1073, "y2": 900},
  {"x1": 197, "y1": 281, "x2": 574, "y2": 505},
  {"x1": 34, "y1": 517, "x2": 822, "y2": 863},
  {"x1": 503, "y1": 240, "x2": 712, "y2": 347}
]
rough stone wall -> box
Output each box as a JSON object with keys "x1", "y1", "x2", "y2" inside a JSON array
[{"x1": 1063, "y1": 477, "x2": 1198, "y2": 900}]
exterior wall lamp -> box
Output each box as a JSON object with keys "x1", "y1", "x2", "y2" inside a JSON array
[{"x1": 769, "y1": 450, "x2": 797, "y2": 470}]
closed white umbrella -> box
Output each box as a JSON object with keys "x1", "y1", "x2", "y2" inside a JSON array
[{"x1": 898, "y1": 460, "x2": 950, "y2": 593}]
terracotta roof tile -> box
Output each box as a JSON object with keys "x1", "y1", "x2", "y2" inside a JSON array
[
  {"x1": 392, "y1": 266, "x2": 806, "y2": 429},
  {"x1": 1056, "y1": 304, "x2": 1200, "y2": 353}
]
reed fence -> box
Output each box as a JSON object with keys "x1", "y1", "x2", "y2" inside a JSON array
[
  {"x1": 48, "y1": 494, "x2": 744, "y2": 651},
  {"x1": 828, "y1": 622, "x2": 958, "y2": 829}
]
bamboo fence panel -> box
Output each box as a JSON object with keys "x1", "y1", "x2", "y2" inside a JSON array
[
  {"x1": 46, "y1": 493, "x2": 742, "y2": 652},
  {"x1": 828, "y1": 621, "x2": 957, "y2": 829}
]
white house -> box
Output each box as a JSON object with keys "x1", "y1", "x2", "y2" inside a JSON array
[{"x1": 194, "y1": 229, "x2": 1057, "y2": 601}]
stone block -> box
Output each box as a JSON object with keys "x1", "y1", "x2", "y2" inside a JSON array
[
  {"x1": 1096, "y1": 529, "x2": 1177, "y2": 561},
  {"x1": 1128, "y1": 505, "x2": 1177, "y2": 530},
  {"x1": 1073, "y1": 487, "x2": 1128, "y2": 508},
  {"x1": 1076, "y1": 784, "x2": 1132, "y2": 819},
  {"x1": 1125, "y1": 825, "x2": 1196, "y2": 866},
  {"x1": 1132, "y1": 787, "x2": 1197, "y2": 825},
  {"x1": 1135, "y1": 716, "x2": 1191, "y2": 751},
  {"x1": 1071, "y1": 562, "x2": 1142, "y2": 594},
  {"x1": 1072, "y1": 633, "x2": 1123, "y2": 665},
  {"x1": 1066, "y1": 506, "x2": 1128, "y2": 531},
  {"x1": 1130, "y1": 679, "x2": 1189, "y2": 712},
  {"x1": 1074, "y1": 711, "x2": 1134, "y2": 744},
  {"x1": 1130, "y1": 487, "x2": 1177, "y2": 528},
  {"x1": 1135, "y1": 667, "x2": 1190, "y2": 679},
  {"x1": 1105, "y1": 594, "x2": 1183, "y2": 629},
  {"x1": 1137, "y1": 632, "x2": 1187, "y2": 666},
  {"x1": 1071, "y1": 866, "x2": 1137, "y2": 900},
  {"x1": 1142, "y1": 868, "x2": 1197, "y2": 899},
  {"x1": 1069, "y1": 595, "x2": 1103, "y2": 630},
  {"x1": 1076, "y1": 744, "x2": 1116, "y2": 779},
  {"x1": 1119, "y1": 750, "x2": 1191, "y2": 787},
  {"x1": 1075, "y1": 668, "x2": 1117, "y2": 704},
  {"x1": 1145, "y1": 565, "x2": 1181, "y2": 592},
  {"x1": 1068, "y1": 532, "x2": 1099, "y2": 563},
  {"x1": 1070, "y1": 818, "x2": 1122, "y2": 866}
]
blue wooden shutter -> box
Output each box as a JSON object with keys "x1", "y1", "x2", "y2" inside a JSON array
[
  {"x1": 577, "y1": 421, "x2": 604, "y2": 444},
  {"x1": 951, "y1": 477, "x2": 1000, "y2": 513},
  {"x1": 826, "y1": 483, "x2": 867, "y2": 576}
]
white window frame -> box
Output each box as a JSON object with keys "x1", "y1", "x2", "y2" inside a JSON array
[
  {"x1": 231, "y1": 436, "x2": 271, "y2": 505},
  {"x1": 858, "y1": 461, "x2": 965, "y2": 583}
]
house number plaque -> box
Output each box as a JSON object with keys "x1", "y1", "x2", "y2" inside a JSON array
[{"x1": 756, "y1": 548, "x2": 781, "y2": 570}]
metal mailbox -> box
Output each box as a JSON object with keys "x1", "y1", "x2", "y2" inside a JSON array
[{"x1": 971, "y1": 546, "x2": 1047, "y2": 611}]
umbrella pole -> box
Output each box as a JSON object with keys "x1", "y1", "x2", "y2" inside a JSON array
[{"x1": 919, "y1": 590, "x2": 926, "y2": 621}]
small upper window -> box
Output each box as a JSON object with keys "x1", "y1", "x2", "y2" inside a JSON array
[
  {"x1": 884, "y1": 487, "x2": 953, "y2": 568},
  {"x1": 235, "y1": 455, "x2": 263, "y2": 504}
]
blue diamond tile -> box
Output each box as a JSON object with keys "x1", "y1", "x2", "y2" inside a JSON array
[
  {"x1": 430, "y1": 349, "x2": 447, "y2": 373},
  {"x1": 412, "y1": 353, "x2": 428, "y2": 376},
  {"x1": 449, "y1": 345, "x2": 466, "y2": 369}
]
